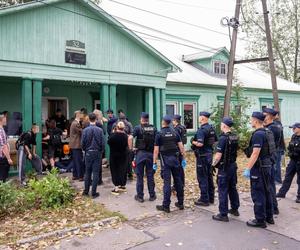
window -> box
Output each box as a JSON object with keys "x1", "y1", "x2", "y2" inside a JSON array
[
  {"x1": 214, "y1": 61, "x2": 227, "y2": 75},
  {"x1": 183, "y1": 103, "x2": 197, "y2": 130},
  {"x1": 221, "y1": 63, "x2": 226, "y2": 74},
  {"x1": 166, "y1": 102, "x2": 178, "y2": 116},
  {"x1": 214, "y1": 62, "x2": 220, "y2": 74}
]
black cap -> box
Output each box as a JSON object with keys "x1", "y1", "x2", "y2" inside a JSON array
[
  {"x1": 252, "y1": 112, "x2": 266, "y2": 121},
  {"x1": 199, "y1": 111, "x2": 211, "y2": 118},
  {"x1": 141, "y1": 112, "x2": 149, "y2": 119},
  {"x1": 222, "y1": 117, "x2": 234, "y2": 127}
]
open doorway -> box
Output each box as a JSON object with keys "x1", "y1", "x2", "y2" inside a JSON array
[{"x1": 42, "y1": 97, "x2": 69, "y2": 123}]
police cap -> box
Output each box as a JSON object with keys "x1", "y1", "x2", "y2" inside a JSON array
[
  {"x1": 162, "y1": 115, "x2": 172, "y2": 124},
  {"x1": 173, "y1": 114, "x2": 181, "y2": 121},
  {"x1": 199, "y1": 111, "x2": 211, "y2": 118},
  {"x1": 252, "y1": 112, "x2": 266, "y2": 121},
  {"x1": 222, "y1": 117, "x2": 234, "y2": 127},
  {"x1": 106, "y1": 109, "x2": 114, "y2": 114},
  {"x1": 262, "y1": 107, "x2": 277, "y2": 116},
  {"x1": 289, "y1": 123, "x2": 300, "y2": 129}
]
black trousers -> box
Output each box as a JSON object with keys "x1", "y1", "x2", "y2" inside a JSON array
[
  {"x1": 0, "y1": 158, "x2": 10, "y2": 182},
  {"x1": 110, "y1": 154, "x2": 128, "y2": 187}
]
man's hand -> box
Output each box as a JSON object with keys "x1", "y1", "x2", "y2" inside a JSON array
[
  {"x1": 153, "y1": 163, "x2": 157, "y2": 171},
  {"x1": 28, "y1": 154, "x2": 33, "y2": 160},
  {"x1": 243, "y1": 168, "x2": 250, "y2": 179},
  {"x1": 181, "y1": 159, "x2": 187, "y2": 169},
  {"x1": 8, "y1": 159, "x2": 13, "y2": 165}
]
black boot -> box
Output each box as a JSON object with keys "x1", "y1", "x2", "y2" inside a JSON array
[
  {"x1": 228, "y1": 209, "x2": 240, "y2": 216},
  {"x1": 194, "y1": 200, "x2": 209, "y2": 206},
  {"x1": 156, "y1": 205, "x2": 170, "y2": 213},
  {"x1": 134, "y1": 195, "x2": 144, "y2": 203},
  {"x1": 296, "y1": 197, "x2": 300, "y2": 203},
  {"x1": 276, "y1": 193, "x2": 285, "y2": 198},
  {"x1": 246, "y1": 219, "x2": 267, "y2": 228},
  {"x1": 212, "y1": 214, "x2": 229, "y2": 222},
  {"x1": 273, "y1": 208, "x2": 280, "y2": 215},
  {"x1": 266, "y1": 217, "x2": 275, "y2": 224},
  {"x1": 175, "y1": 202, "x2": 184, "y2": 210}
]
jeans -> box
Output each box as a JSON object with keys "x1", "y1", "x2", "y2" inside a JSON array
[
  {"x1": 18, "y1": 146, "x2": 42, "y2": 182},
  {"x1": 196, "y1": 154, "x2": 215, "y2": 203},
  {"x1": 278, "y1": 159, "x2": 300, "y2": 199},
  {"x1": 217, "y1": 163, "x2": 240, "y2": 216},
  {"x1": 84, "y1": 151, "x2": 101, "y2": 195},
  {"x1": 135, "y1": 151, "x2": 155, "y2": 199},
  {"x1": 161, "y1": 155, "x2": 184, "y2": 208},
  {"x1": 71, "y1": 149, "x2": 84, "y2": 178}
]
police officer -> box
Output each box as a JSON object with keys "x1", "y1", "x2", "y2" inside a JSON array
[
  {"x1": 192, "y1": 111, "x2": 217, "y2": 206},
  {"x1": 172, "y1": 114, "x2": 187, "y2": 186},
  {"x1": 153, "y1": 115, "x2": 186, "y2": 213},
  {"x1": 212, "y1": 117, "x2": 240, "y2": 222},
  {"x1": 276, "y1": 123, "x2": 300, "y2": 203},
  {"x1": 262, "y1": 108, "x2": 280, "y2": 215},
  {"x1": 274, "y1": 111, "x2": 286, "y2": 184},
  {"x1": 133, "y1": 112, "x2": 157, "y2": 203},
  {"x1": 243, "y1": 112, "x2": 275, "y2": 228}
]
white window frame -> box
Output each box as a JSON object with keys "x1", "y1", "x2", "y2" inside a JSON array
[
  {"x1": 214, "y1": 61, "x2": 220, "y2": 74},
  {"x1": 220, "y1": 63, "x2": 226, "y2": 74},
  {"x1": 183, "y1": 102, "x2": 197, "y2": 132},
  {"x1": 166, "y1": 101, "x2": 179, "y2": 116}
]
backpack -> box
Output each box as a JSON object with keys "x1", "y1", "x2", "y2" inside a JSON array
[
  {"x1": 177, "y1": 125, "x2": 187, "y2": 145},
  {"x1": 15, "y1": 131, "x2": 30, "y2": 150},
  {"x1": 205, "y1": 125, "x2": 217, "y2": 147},
  {"x1": 51, "y1": 134, "x2": 62, "y2": 147}
]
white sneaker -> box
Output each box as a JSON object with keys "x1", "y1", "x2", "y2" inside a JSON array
[{"x1": 21, "y1": 181, "x2": 27, "y2": 186}]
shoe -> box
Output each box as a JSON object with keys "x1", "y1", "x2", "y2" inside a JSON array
[
  {"x1": 111, "y1": 188, "x2": 120, "y2": 195},
  {"x1": 156, "y1": 205, "x2": 170, "y2": 213},
  {"x1": 228, "y1": 209, "x2": 240, "y2": 217},
  {"x1": 128, "y1": 174, "x2": 134, "y2": 181},
  {"x1": 82, "y1": 191, "x2": 89, "y2": 196},
  {"x1": 21, "y1": 181, "x2": 27, "y2": 186},
  {"x1": 149, "y1": 194, "x2": 157, "y2": 201},
  {"x1": 194, "y1": 200, "x2": 209, "y2": 206},
  {"x1": 266, "y1": 217, "x2": 275, "y2": 224},
  {"x1": 72, "y1": 177, "x2": 78, "y2": 180},
  {"x1": 296, "y1": 198, "x2": 300, "y2": 203},
  {"x1": 92, "y1": 192, "x2": 100, "y2": 199},
  {"x1": 246, "y1": 219, "x2": 267, "y2": 228},
  {"x1": 175, "y1": 202, "x2": 184, "y2": 210},
  {"x1": 78, "y1": 178, "x2": 84, "y2": 182},
  {"x1": 276, "y1": 193, "x2": 285, "y2": 198},
  {"x1": 134, "y1": 195, "x2": 144, "y2": 203},
  {"x1": 118, "y1": 186, "x2": 127, "y2": 192},
  {"x1": 273, "y1": 208, "x2": 279, "y2": 215},
  {"x1": 209, "y1": 200, "x2": 214, "y2": 204},
  {"x1": 212, "y1": 214, "x2": 229, "y2": 222},
  {"x1": 98, "y1": 180, "x2": 104, "y2": 186}
]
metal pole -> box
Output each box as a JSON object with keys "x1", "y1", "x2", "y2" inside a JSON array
[
  {"x1": 261, "y1": 0, "x2": 280, "y2": 112},
  {"x1": 223, "y1": 0, "x2": 242, "y2": 117}
]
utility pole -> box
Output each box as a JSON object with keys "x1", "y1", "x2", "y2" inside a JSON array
[
  {"x1": 223, "y1": 0, "x2": 242, "y2": 117},
  {"x1": 261, "y1": 0, "x2": 280, "y2": 112}
]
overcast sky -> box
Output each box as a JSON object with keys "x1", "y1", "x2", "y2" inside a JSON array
[{"x1": 99, "y1": 0, "x2": 248, "y2": 58}]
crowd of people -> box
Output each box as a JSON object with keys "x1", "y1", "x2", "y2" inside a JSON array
[{"x1": 0, "y1": 106, "x2": 300, "y2": 229}]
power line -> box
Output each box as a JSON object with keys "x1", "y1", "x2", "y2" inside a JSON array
[
  {"x1": 153, "y1": 0, "x2": 233, "y2": 12},
  {"x1": 108, "y1": 0, "x2": 249, "y2": 42}
]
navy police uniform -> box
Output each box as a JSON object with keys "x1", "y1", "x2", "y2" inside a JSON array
[
  {"x1": 173, "y1": 114, "x2": 187, "y2": 186},
  {"x1": 194, "y1": 112, "x2": 217, "y2": 205},
  {"x1": 155, "y1": 125, "x2": 184, "y2": 209},
  {"x1": 273, "y1": 118, "x2": 285, "y2": 183},
  {"x1": 133, "y1": 113, "x2": 157, "y2": 201},
  {"x1": 277, "y1": 123, "x2": 300, "y2": 202},
  {"x1": 215, "y1": 122, "x2": 240, "y2": 217},
  {"x1": 246, "y1": 113, "x2": 275, "y2": 225}
]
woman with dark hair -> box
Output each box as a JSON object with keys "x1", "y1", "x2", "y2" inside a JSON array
[{"x1": 108, "y1": 121, "x2": 132, "y2": 195}]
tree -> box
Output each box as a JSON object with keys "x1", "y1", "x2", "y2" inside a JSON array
[
  {"x1": 211, "y1": 72, "x2": 252, "y2": 150},
  {"x1": 241, "y1": 0, "x2": 300, "y2": 83}
]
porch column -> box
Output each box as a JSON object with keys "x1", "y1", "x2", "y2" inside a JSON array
[
  {"x1": 21, "y1": 79, "x2": 33, "y2": 132},
  {"x1": 144, "y1": 88, "x2": 154, "y2": 124},
  {"x1": 100, "y1": 84, "x2": 110, "y2": 112},
  {"x1": 33, "y1": 80, "x2": 43, "y2": 157},
  {"x1": 109, "y1": 84, "x2": 117, "y2": 113},
  {"x1": 154, "y1": 88, "x2": 161, "y2": 129},
  {"x1": 160, "y1": 89, "x2": 166, "y2": 116}
]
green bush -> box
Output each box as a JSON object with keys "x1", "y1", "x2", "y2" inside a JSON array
[
  {"x1": 210, "y1": 82, "x2": 253, "y2": 150},
  {"x1": 28, "y1": 168, "x2": 75, "y2": 209},
  {"x1": 0, "y1": 181, "x2": 19, "y2": 217}
]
